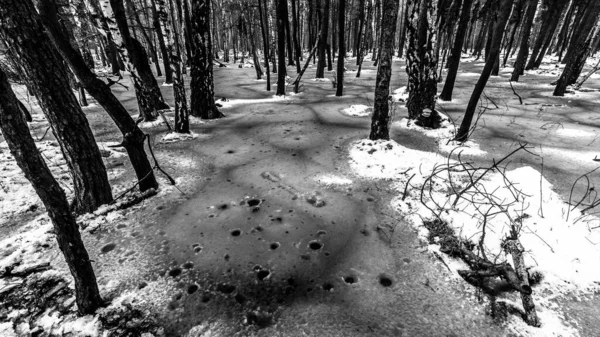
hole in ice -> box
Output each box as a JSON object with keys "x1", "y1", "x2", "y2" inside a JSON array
[
  {"x1": 270, "y1": 242, "x2": 280, "y2": 250},
  {"x1": 257, "y1": 269, "x2": 271, "y2": 280},
  {"x1": 168, "y1": 267, "x2": 182, "y2": 277},
  {"x1": 230, "y1": 229, "x2": 241, "y2": 237},
  {"x1": 247, "y1": 199, "x2": 261, "y2": 207},
  {"x1": 187, "y1": 284, "x2": 199, "y2": 294},
  {"x1": 308, "y1": 240, "x2": 323, "y2": 250},
  {"x1": 379, "y1": 274, "x2": 393, "y2": 287},
  {"x1": 100, "y1": 243, "x2": 116, "y2": 254}
]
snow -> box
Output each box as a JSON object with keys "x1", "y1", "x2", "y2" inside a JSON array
[
  {"x1": 160, "y1": 131, "x2": 199, "y2": 143},
  {"x1": 349, "y1": 136, "x2": 600, "y2": 333},
  {"x1": 340, "y1": 104, "x2": 372, "y2": 117},
  {"x1": 391, "y1": 86, "x2": 409, "y2": 102},
  {"x1": 314, "y1": 174, "x2": 353, "y2": 187}
]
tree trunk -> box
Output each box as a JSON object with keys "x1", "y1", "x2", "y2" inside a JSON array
[
  {"x1": 160, "y1": 0, "x2": 189, "y2": 132},
  {"x1": 284, "y1": 1, "x2": 295, "y2": 67},
  {"x1": 405, "y1": 0, "x2": 438, "y2": 119},
  {"x1": 369, "y1": 0, "x2": 399, "y2": 140},
  {"x1": 148, "y1": 0, "x2": 173, "y2": 83},
  {"x1": 336, "y1": 0, "x2": 346, "y2": 96},
  {"x1": 190, "y1": 0, "x2": 223, "y2": 119},
  {"x1": 316, "y1": 0, "x2": 331, "y2": 78},
  {"x1": 510, "y1": 0, "x2": 538, "y2": 81},
  {"x1": 39, "y1": 0, "x2": 159, "y2": 192},
  {"x1": 127, "y1": 0, "x2": 162, "y2": 77},
  {"x1": 455, "y1": 0, "x2": 513, "y2": 143},
  {"x1": 104, "y1": 0, "x2": 170, "y2": 122},
  {"x1": 356, "y1": 0, "x2": 373, "y2": 77},
  {"x1": 0, "y1": 68, "x2": 103, "y2": 315},
  {"x1": 525, "y1": 0, "x2": 569, "y2": 70},
  {"x1": 258, "y1": 0, "x2": 271, "y2": 90},
  {"x1": 291, "y1": 0, "x2": 302, "y2": 73},
  {"x1": 1, "y1": 0, "x2": 113, "y2": 214},
  {"x1": 276, "y1": 0, "x2": 287, "y2": 95},
  {"x1": 440, "y1": 0, "x2": 473, "y2": 101},
  {"x1": 554, "y1": 14, "x2": 600, "y2": 96}
]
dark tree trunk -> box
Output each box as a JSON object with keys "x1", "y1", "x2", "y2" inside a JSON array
[
  {"x1": 291, "y1": 0, "x2": 302, "y2": 73},
  {"x1": 182, "y1": 0, "x2": 194, "y2": 65},
  {"x1": 127, "y1": 0, "x2": 162, "y2": 77},
  {"x1": 276, "y1": 0, "x2": 287, "y2": 95},
  {"x1": 355, "y1": 0, "x2": 366, "y2": 65},
  {"x1": 258, "y1": 0, "x2": 271, "y2": 90},
  {"x1": 372, "y1": 0, "x2": 381, "y2": 61},
  {"x1": 398, "y1": 0, "x2": 409, "y2": 58},
  {"x1": 150, "y1": 0, "x2": 173, "y2": 82},
  {"x1": 336, "y1": 0, "x2": 346, "y2": 96},
  {"x1": 554, "y1": 3, "x2": 600, "y2": 96},
  {"x1": 440, "y1": 0, "x2": 474, "y2": 101},
  {"x1": 284, "y1": 1, "x2": 295, "y2": 67},
  {"x1": 502, "y1": 0, "x2": 525, "y2": 68},
  {"x1": 455, "y1": 0, "x2": 513, "y2": 143},
  {"x1": 0, "y1": 69, "x2": 103, "y2": 315},
  {"x1": 525, "y1": 0, "x2": 569, "y2": 70},
  {"x1": 369, "y1": 0, "x2": 399, "y2": 140},
  {"x1": 39, "y1": 0, "x2": 158, "y2": 192},
  {"x1": 190, "y1": 0, "x2": 223, "y2": 119},
  {"x1": 510, "y1": 0, "x2": 538, "y2": 81},
  {"x1": 405, "y1": 0, "x2": 438, "y2": 119},
  {"x1": 1, "y1": 0, "x2": 113, "y2": 214},
  {"x1": 106, "y1": 0, "x2": 170, "y2": 122},
  {"x1": 316, "y1": 0, "x2": 331, "y2": 78},
  {"x1": 161, "y1": 0, "x2": 189, "y2": 132},
  {"x1": 356, "y1": 0, "x2": 373, "y2": 77}
]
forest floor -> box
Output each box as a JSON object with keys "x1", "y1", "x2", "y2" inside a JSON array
[{"x1": 1, "y1": 55, "x2": 600, "y2": 336}]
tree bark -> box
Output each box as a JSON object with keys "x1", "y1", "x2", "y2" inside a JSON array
[
  {"x1": 38, "y1": 0, "x2": 158, "y2": 192},
  {"x1": 356, "y1": 0, "x2": 373, "y2": 77},
  {"x1": 316, "y1": 0, "x2": 331, "y2": 78},
  {"x1": 455, "y1": 0, "x2": 513, "y2": 143},
  {"x1": 440, "y1": 0, "x2": 473, "y2": 101},
  {"x1": 1, "y1": 0, "x2": 113, "y2": 214},
  {"x1": 336, "y1": 0, "x2": 346, "y2": 96},
  {"x1": 525, "y1": 0, "x2": 569, "y2": 70},
  {"x1": 127, "y1": 0, "x2": 163, "y2": 77},
  {"x1": 104, "y1": 0, "x2": 170, "y2": 122},
  {"x1": 150, "y1": 0, "x2": 173, "y2": 82},
  {"x1": 258, "y1": 0, "x2": 271, "y2": 90},
  {"x1": 190, "y1": 0, "x2": 223, "y2": 119},
  {"x1": 276, "y1": 0, "x2": 288, "y2": 95},
  {"x1": 369, "y1": 0, "x2": 399, "y2": 140},
  {"x1": 405, "y1": 0, "x2": 438, "y2": 119},
  {"x1": 0, "y1": 68, "x2": 103, "y2": 315},
  {"x1": 160, "y1": 0, "x2": 189, "y2": 132},
  {"x1": 510, "y1": 0, "x2": 538, "y2": 81},
  {"x1": 291, "y1": 0, "x2": 302, "y2": 73}
]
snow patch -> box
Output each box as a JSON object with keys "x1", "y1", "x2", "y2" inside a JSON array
[
  {"x1": 160, "y1": 132, "x2": 199, "y2": 143},
  {"x1": 340, "y1": 104, "x2": 372, "y2": 117},
  {"x1": 314, "y1": 174, "x2": 353, "y2": 187}
]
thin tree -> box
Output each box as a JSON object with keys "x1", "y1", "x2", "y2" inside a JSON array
[
  {"x1": 258, "y1": 0, "x2": 271, "y2": 90},
  {"x1": 510, "y1": 0, "x2": 538, "y2": 82},
  {"x1": 190, "y1": 0, "x2": 224, "y2": 119},
  {"x1": 315, "y1": 0, "x2": 331, "y2": 78},
  {"x1": 369, "y1": 0, "x2": 400, "y2": 140},
  {"x1": 150, "y1": 0, "x2": 174, "y2": 83},
  {"x1": 1, "y1": 0, "x2": 113, "y2": 214},
  {"x1": 455, "y1": 0, "x2": 513, "y2": 143},
  {"x1": 440, "y1": 0, "x2": 474, "y2": 101},
  {"x1": 336, "y1": 0, "x2": 346, "y2": 96},
  {"x1": 38, "y1": 0, "x2": 158, "y2": 193},
  {"x1": 0, "y1": 69, "x2": 103, "y2": 315},
  {"x1": 276, "y1": 0, "x2": 287, "y2": 95},
  {"x1": 159, "y1": 0, "x2": 190, "y2": 132},
  {"x1": 104, "y1": 0, "x2": 170, "y2": 122}
]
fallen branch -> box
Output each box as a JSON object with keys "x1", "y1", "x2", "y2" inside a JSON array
[
  {"x1": 1, "y1": 262, "x2": 51, "y2": 278},
  {"x1": 292, "y1": 30, "x2": 322, "y2": 94},
  {"x1": 509, "y1": 81, "x2": 523, "y2": 105}
]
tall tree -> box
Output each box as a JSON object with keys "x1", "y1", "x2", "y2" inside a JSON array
[
  {"x1": 510, "y1": 0, "x2": 538, "y2": 81},
  {"x1": 0, "y1": 69, "x2": 103, "y2": 315},
  {"x1": 159, "y1": 0, "x2": 189, "y2": 132},
  {"x1": 258, "y1": 0, "x2": 271, "y2": 90},
  {"x1": 315, "y1": 0, "x2": 331, "y2": 78},
  {"x1": 440, "y1": 0, "x2": 473, "y2": 101},
  {"x1": 553, "y1": 2, "x2": 600, "y2": 96},
  {"x1": 276, "y1": 0, "x2": 287, "y2": 95},
  {"x1": 38, "y1": 0, "x2": 158, "y2": 193},
  {"x1": 104, "y1": 0, "x2": 170, "y2": 122},
  {"x1": 1, "y1": 0, "x2": 113, "y2": 214},
  {"x1": 291, "y1": 0, "x2": 302, "y2": 73},
  {"x1": 369, "y1": 0, "x2": 400, "y2": 140},
  {"x1": 190, "y1": 0, "x2": 223, "y2": 119},
  {"x1": 405, "y1": 0, "x2": 438, "y2": 119},
  {"x1": 336, "y1": 0, "x2": 346, "y2": 96},
  {"x1": 150, "y1": 0, "x2": 174, "y2": 83},
  {"x1": 525, "y1": 0, "x2": 570, "y2": 70},
  {"x1": 455, "y1": 0, "x2": 513, "y2": 142}
]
